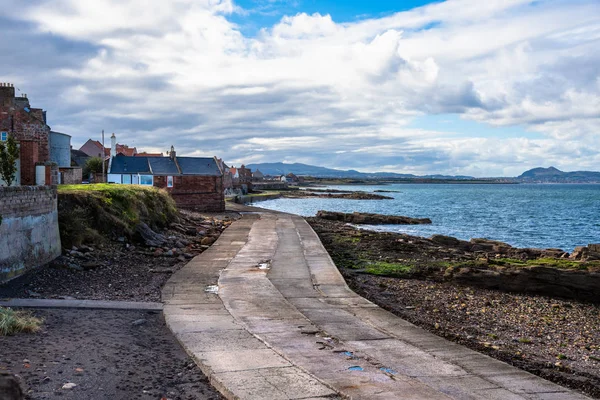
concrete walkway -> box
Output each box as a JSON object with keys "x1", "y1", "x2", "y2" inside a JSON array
[
  {"x1": 0, "y1": 298, "x2": 163, "y2": 311},
  {"x1": 163, "y1": 211, "x2": 590, "y2": 400}
]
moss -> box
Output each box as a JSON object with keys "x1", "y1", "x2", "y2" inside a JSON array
[{"x1": 364, "y1": 262, "x2": 415, "y2": 277}]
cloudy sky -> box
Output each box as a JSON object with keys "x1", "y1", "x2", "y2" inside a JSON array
[{"x1": 1, "y1": 0, "x2": 599, "y2": 176}]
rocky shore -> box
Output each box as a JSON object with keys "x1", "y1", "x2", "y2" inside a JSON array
[
  {"x1": 316, "y1": 210, "x2": 432, "y2": 225},
  {"x1": 0, "y1": 210, "x2": 237, "y2": 302},
  {"x1": 307, "y1": 217, "x2": 600, "y2": 398},
  {"x1": 281, "y1": 190, "x2": 393, "y2": 200}
]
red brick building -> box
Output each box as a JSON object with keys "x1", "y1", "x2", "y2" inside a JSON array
[
  {"x1": 79, "y1": 138, "x2": 138, "y2": 158},
  {"x1": 107, "y1": 149, "x2": 224, "y2": 212},
  {"x1": 0, "y1": 83, "x2": 54, "y2": 186}
]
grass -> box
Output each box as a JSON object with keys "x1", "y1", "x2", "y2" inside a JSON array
[
  {"x1": 57, "y1": 183, "x2": 178, "y2": 247},
  {"x1": 0, "y1": 307, "x2": 43, "y2": 336}
]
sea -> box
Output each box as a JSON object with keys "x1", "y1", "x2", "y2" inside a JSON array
[{"x1": 253, "y1": 183, "x2": 600, "y2": 252}]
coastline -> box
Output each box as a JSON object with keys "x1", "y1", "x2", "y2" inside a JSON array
[{"x1": 306, "y1": 217, "x2": 600, "y2": 398}]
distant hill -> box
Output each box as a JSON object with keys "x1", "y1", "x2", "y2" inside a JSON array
[
  {"x1": 245, "y1": 162, "x2": 474, "y2": 180},
  {"x1": 518, "y1": 167, "x2": 600, "y2": 183}
]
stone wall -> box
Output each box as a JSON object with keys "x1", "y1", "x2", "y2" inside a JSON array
[
  {"x1": 59, "y1": 167, "x2": 82, "y2": 184},
  {"x1": 154, "y1": 175, "x2": 225, "y2": 212},
  {"x1": 0, "y1": 186, "x2": 61, "y2": 283}
]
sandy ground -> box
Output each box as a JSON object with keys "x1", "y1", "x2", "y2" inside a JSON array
[{"x1": 0, "y1": 308, "x2": 223, "y2": 400}]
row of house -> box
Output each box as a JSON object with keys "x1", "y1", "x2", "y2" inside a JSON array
[{"x1": 1, "y1": 83, "x2": 278, "y2": 212}]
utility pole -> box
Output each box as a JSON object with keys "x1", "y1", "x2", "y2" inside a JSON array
[{"x1": 101, "y1": 129, "x2": 105, "y2": 182}]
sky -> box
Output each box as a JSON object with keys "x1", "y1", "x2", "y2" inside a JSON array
[{"x1": 0, "y1": 0, "x2": 599, "y2": 177}]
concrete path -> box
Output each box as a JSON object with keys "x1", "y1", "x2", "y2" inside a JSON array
[
  {"x1": 0, "y1": 298, "x2": 163, "y2": 310},
  {"x1": 163, "y1": 211, "x2": 590, "y2": 400}
]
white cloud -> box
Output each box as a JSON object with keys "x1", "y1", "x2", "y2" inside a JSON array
[{"x1": 0, "y1": 0, "x2": 599, "y2": 176}]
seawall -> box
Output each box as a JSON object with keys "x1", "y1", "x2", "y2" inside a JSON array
[
  {"x1": 235, "y1": 193, "x2": 282, "y2": 204},
  {"x1": 0, "y1": 186, "x2": 61, "y2": 282}
]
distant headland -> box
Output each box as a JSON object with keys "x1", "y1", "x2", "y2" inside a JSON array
[{"x1": 246, "y1": 162, "x2": 600, "y2": 184}]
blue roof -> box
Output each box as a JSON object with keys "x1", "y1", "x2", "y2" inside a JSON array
[
  {"x1": 149, "y1": 157, "x2": 180, "y2": 175},
  {"x1": 109, "y1": 155, "x2": 220, "y2": 176},
  {"x1": 176, "y1": 157, "x2": 221, "y2": 176},
  {"x1": 110, "y1": 155, "x2": 151, "y2": 174}
]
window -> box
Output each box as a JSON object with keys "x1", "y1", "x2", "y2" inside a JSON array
[
  {"x1": 122, "y1": 175, "x2": 131, "y2": 184},
  {"x1": 167, "y1": 176, "x2": 173, "y2": 188},
  {"x1": 140, "y1": 175, "x2": 153, "y2": 186},
  {"x1": 0, "y1": 132, "x2": 7, "y2": 141}
]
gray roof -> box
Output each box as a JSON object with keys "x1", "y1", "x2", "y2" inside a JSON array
[
  {"x1": 176, "y1": 157, "x2": 221, "y2": 176},
  {"x1": 110, "y1": 155, "x2": 151, "y2": 174},
  {"x1": 149, "y1": 157, "x2": 180, "y2": 175},
  {"x1": 109, "y1": 155, "x2": 220, "y2": 176}
]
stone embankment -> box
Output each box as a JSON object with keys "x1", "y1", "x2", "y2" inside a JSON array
[{"x1": 316, "y1": 210, "x2": 432, "y2": 225}]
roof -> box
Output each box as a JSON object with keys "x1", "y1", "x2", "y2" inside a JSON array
[
  {"x1": 109, "y1": 155, "x2": 221, "y2": 176},
  {"x1": 136, "y1": 152, "x2": 163, "y2": 157},
  {"x1": 148, "y1": 157, "x2": 180, "y2": 175},
  {"x1": 177, "y1": 157, "x2": 221, "y2": 176},
  {"x1": 50, "y1": 131, "x2": 71, "y2": 138},
  {"x1": 109, "y1": 155, "x2": 151, "y2": 174}
]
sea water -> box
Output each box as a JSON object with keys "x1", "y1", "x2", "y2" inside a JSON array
[{"x1": 253, "y1": 184, "x2": 600, "y2": 252}]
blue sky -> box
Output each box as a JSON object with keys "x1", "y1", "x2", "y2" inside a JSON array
[
  {"x1": 0, "y1": 0, "x2": 599, "y2": 176},
  {"x1": 232, "y1": 0, "x2": 438, "y2": 35}
]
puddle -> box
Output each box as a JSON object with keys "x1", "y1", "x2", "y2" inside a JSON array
[
  {"x1": 380, "y1": 367, "x2": 397, "y2": 375},
  {"x1": 258, "y1": 262, "x2": 270, "y2": 270},
  {"x1": 204, "y1": 285, "x2": 219, "y2": 294},
  {"x1": 348, "y1": 366, "x2": 364, "y2": 371}
]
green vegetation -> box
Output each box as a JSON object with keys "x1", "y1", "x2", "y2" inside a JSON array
[
  {"x1": 0, "y1": 135, "x2": 20, "y2": 186},
  {"x1": 57, "y1": 184, "x2": 178, "y2": 247},
  {"x1": 0, "y1": 307, "x2": 43, "y2": 336},
  {"x1": 82, "y1": 157, "x2": 104, "y2": 178},
  {"x1": 490, "y1": 257, "x2": 594, "y2": 270},
  {"x1": 363, "y1": 261, "x2": 414, "y2": 277}
]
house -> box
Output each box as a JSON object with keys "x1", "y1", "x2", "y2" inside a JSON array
[
  {"x1": 107, "y1": 146, "x2": 224, "y2": 212},
  {"x1": 252, "y1": 169, "x2": 264, "y2": 181},
  {"x1": 0, "y1": 83, "x2": 57, "y2": 186},
  {"x1": 79, "y1": 136, "x2": 137, "y2": 158},
  {"x1": 216, "y1": 158, "x2": 233, "y2": 192}
]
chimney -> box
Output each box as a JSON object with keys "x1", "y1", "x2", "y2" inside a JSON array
[
  {"x1": 169, "y1": 145, "x2": 176, "y2": 161},
  {"x1": 111, "y1": 133, "x2": 117, "y2": 158}
]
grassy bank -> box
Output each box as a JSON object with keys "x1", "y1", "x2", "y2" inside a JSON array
[{"x1": 57, "y1": 184, "x2": 178, "y2": 248}]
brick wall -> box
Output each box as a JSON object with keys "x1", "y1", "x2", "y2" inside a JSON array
[
  {"x1": 154, "y1": 175, "x2": 225, "y2": 212},
  {"x1": 59, "y1": 167, "x2": 82, "y2": 184},
  {"x1": 0, "y1": 186, "x2": 61, "y2": 282}
]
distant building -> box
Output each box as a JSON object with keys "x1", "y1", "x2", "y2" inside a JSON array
[
  {"x1": 79, "y1": 137, "x2": 137, "y2": 159},
  {"x1": 252, "y1": 169, "x2": 264, "y2": 181},
  {"x1": 107, "y1": 146, "x2": 224, "y2": 212}
]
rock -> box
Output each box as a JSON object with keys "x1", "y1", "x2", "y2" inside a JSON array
[
  {"x1": 131, "y1": 319, "x2": 147, "y2": 326},
  {"x1": 62, "y1": 382, "x2": 77, "y2": 390},
  {"x1": 316, "y1": 210, "x2": 431, "y2": 225},
  {"x1": 175, "y1": 241, "x2": 185, "y2": 249},
  {"x1": 183, "y1": 253, "x2": 194, "y2": 259},
  {"x1": 81, "y1": 262, "x2": 101, "y2": 271},
  {"x1": 177, "y1": 255, "x2": 186, "y2": 262},
  {"x1": 68, "y1": 263, "x2": 84, "y2": 271},
  {"x1": 430, "y1": 235, "x2": 461, "y2": 246},
  {"x1": 135, "y1": 222, "x2": 166, "y2": 247},
  {"x1": 0, "y1": 372, "x2": 23, "y2": 400},
  {"x1": 117, "y1": 236, "x2": 126, "y2": 243},
  {"x1": 201, "y1": 237, "x2": 216, "y2": 246},
  {"x1": 165, "y1": 250, "x2": 174, "y2": 257},
  {"x1": 153, "y1": 248, "x2": 164, "y2": 257}
]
